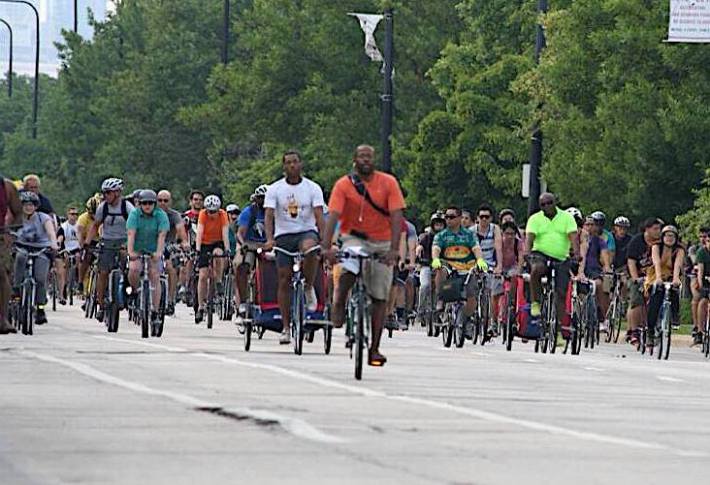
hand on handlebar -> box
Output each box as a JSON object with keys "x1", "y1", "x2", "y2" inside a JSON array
[
  {"x1": 431, "y1": 258, "x2": 442, "y2": 270},
  {"x1": 476, "y1": 258, "x2": 489, "y2": 272}
]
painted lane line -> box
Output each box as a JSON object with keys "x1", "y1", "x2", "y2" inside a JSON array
[
  {"x1": 19, "y1": 349, "x2": 346, "y2": 444},
  {"x1": 90, "y1": 335, "x2": 705, "y2": 457},
  {"x1": 584, "y1": 367, "x2": 604, "y2": 372},
  {"x1": 656, "y1": 376, "x2": 685, "y2": 383}
]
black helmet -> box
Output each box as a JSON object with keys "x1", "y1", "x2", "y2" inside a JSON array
[{"x1": 139, "y1": 190, "x2": 157, "y2": 203}]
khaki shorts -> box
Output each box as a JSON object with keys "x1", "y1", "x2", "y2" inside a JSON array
[
  {"x1": 627, "y1": 278, "x2": 645, "y2": 309},
  {"x1": 340, "y1": 236, "x2": 392, "y2": 301},
  {"x1": 236, "y1": 242, "x2": 261, "y2": 269}
]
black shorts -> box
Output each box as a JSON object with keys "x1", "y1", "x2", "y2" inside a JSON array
[
  {"x1": 274, "y1": 231, "x2": 319, "y2": 268},
  {"x1": 530, "y1": 251, "x2": 571, "y2": 293},
  {"x1": 198, "y1": 242, "x2": 225, "y2": 269},
  {"x1": 98, "y1": 240, "x2": 125, "y2": 272}
]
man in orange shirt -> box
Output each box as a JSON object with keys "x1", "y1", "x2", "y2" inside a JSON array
[
  {"x1": 195, "y1": 194, "x2": 230, "y2": 323},
  {"x1": 322, "y1": 145, "x2": 405, "y2": 366}
]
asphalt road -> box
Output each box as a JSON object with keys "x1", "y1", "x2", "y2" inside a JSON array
[{"x1": 2, "y1": 304, "x2": 709, "y2": 485}]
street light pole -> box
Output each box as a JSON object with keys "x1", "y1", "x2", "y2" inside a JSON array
[
  {"x1": 381, "y1": 8, "x2": 394, "y2": 173},
  {"x1": 74, "y1": 0, "x2": 78, "y2": 32},
  {"x1": 0, "y1": 17, "x2": 12, "y2": 97},
  {"x1": 527, "y1": 0, "x2": 548, "y2": 216},
  {"x1": 0, "y1": 0, "x2": 39, "y2": 138},
  {"x1": 222, "y1": 0, "x2": 230, "y2": 65}
]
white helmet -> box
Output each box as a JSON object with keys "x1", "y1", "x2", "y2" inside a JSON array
[
  {"x1": 614, "y1": 216, "x2": 630, "y2": 228},
  {"x1": 254, "y1": 184, "x2": 268, "y2": 197},
  {"x1": 566, "y1": 207, "x2": 582, "y2": 221},
  {"x1": 226, "y1": 204, "x2": 240, "y2": 214},
  {"x1": 101, "y1": 178, "x2": 124, "y2": 192},
  {"x1": 204, "y1": 195, "x2": 221, "y2": 211}
]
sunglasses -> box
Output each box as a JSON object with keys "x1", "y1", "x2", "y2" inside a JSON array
[
  {"x1": 540, "y1": 201, "x2": 555, "y2": 207},
  {"x1": 158, "y1": 199, "x2": 170, "y2": 203},
  {"x1": 444, "y1": 214, "x2": 458, "y2": 220},
  {"x1": 479, "y1": 214, "x2": 491, "y2": 220},
  {"x1": 141, "y1": 201, "x2": 156, "y2": 206}
]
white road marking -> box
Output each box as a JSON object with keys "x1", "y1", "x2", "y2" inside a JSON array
[
  {"x1": 19, "y1": 349, "x2": 346, "y2": 444},
  {"x1": 583, "y1": 367, "x2": 604, "y2": 372},
  {"x1": 656, "y1": 376, "x2": 685, "y2": 383},
  {"x1": 91, "y1": 335, "x2": 705, "y2": 457},
  {"x1": 524, "y1": 358, "x2": 539, "y2": 363}
]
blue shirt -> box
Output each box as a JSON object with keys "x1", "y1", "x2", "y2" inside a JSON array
[
  {"x1": 126, "y1": 207, "x2": 170, "y2": 254},
  {"x1": 237, "y1": 204, "x2": 266, "y2": 243},
  {"x1": 602, "y1": 229, "x2": 616, "y2": 253}
]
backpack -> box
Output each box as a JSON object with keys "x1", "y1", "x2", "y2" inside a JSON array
[{"x1": 101, "y1": 199, "x2": 129, "y2": 222}]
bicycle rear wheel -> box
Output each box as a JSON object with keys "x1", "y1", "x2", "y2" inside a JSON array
[
  {"x1": 22, "y1": 281, "x2": 34, "y2": 336},
  {"x1": 354, "y1": 291, "x2": 365, "y2": 380},
  {"x1": 292, "y1": 282, "x2": 305, "y2": 356},
  {"x1": 454, "y1": 308, "x2": 465, "y2": 348},
  {"x1": 107, "y1": 271, "x2": 121, "y2": 333},
  {"x1": 141, "y1": 280, "x2": 150, "y2": 339},
  {"x1": 50, "y1": 270, "x2": 57, "y2": 312}
]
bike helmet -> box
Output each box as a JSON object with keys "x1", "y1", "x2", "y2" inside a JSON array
[
  {"x1": 204, "y1": 194, "x2": 221, "y2": 211},
  {"x1": 566, "y1": 207, "x2": 583, "y2": 221},
  {"x1": 20, "y1": 190, "x2": 40, "y2": 207},
  {"x1": 101, "y1": 178, "x2": 124, "y2": 192},
  {"x1": 254, "y1": 184, "x2": 269, "y2": 197},
  {"x1": 613, "y1": 216, "x2": 631, "y2": 228},
  {"x1": 226, "y1": 204, "x2": 240, "y2": 214},
  {"x1": 591, "y1": 211, "x2": 606, "y2": 225},
  {"x1": 85, "y1": 193, "x2": 102, "y2": 215},
  {"x1": 139, "y1": 189, "x2": 157, "y2": 203},
  {"x1": 661, "y1": 225, "x2": 679, "y2": 237},
  {"x1": 430, "y1": 211, "x2": 445, "y2": 224}
]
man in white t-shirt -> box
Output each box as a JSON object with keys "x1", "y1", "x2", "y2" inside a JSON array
[
  {"x1": 264, "y1": 150, "x2": 326, "y2": 345},
  {"x1": 56, "y1": 206, "x2": 81, "y2": 305}
]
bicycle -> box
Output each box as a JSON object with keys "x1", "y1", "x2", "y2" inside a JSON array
[
  {"x1": 605, "y1": 270, "x2": 627, "y2": 343},
  {"x1": 129, "y1": 253, "x2": 165, "y2": 338},
  {"x1": 501, "y1": 273, "x2": 519, "y2": 352},
  {"x1": 583, "y1": 279, "x2": 598, "y2": 350},
  {"x1": 476, "y1": 271, "x2": 500, "y2": 346},
  {"x1": 535, "y1": 259, "x2": 565, "y2": 354},
  {"x1": 649, "y1": 282, "x2": 675, "y2": 360},
  {"x1": 438, "y1": 265, "x2": 476, "y2": 349},
  {"x1": 63, "y1": 250, "x2": 79, "y2": 306},
  {"x1": 49, "y1": 266, "x2": 58, "y2": 312},
  {"x1": 11, "y1": 246, "x2": 50, "y2": 336},
  {"x1": 219, "y1": 257, "x2": 235, "y2": 322},
  {"x1": 104, "y1": 247, "x2": 128, "y2": 334},
  {"x1": 700, "y1": 278, "x2": 710, "y2": 358},
  {"x1": 337, "y1": 246, "x2": 380, "y2": 380},
  {"x1": 565, "y1": 279, "x2": 593, "y2": 355},
  {"x1": 83, "y1": 247, "x2": 100, "y2": 320},
  {"x1": 199, "y1": 252, "x2": 231, "y2": 329},
  {"x1": 237, "y1": 249, "x2": 260, "y2": 352},
  {"x1": 273, "y1": 246, "x2": 321, "y2": 355}
]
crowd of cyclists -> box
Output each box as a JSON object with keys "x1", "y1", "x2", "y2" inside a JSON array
[{"x1": 1, "y1": 147, "x2": 710, "y2": 372}]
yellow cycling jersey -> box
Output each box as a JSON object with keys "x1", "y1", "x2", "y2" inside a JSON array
[{"x1": 77, "y1": 212, "x2": 100, "y2": 241}]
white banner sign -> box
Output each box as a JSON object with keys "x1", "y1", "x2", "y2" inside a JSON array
[
  {"x1": 668, "y1": 0, "x2": 710, "y2": 43},
  {"x1": 348, "y1": 13, "x2": 384, "y2": 62}
]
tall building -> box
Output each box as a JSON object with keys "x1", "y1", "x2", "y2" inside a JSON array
[{"x1": 0, "y1": 0, "x2": 108, "y2": 75}]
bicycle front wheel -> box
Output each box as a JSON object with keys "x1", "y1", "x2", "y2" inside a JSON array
[
  {"x1": 141, "y1": 280, "x2": 150, "y2": 339},
  {"x1": 292, "y1": 282, "x2": 305, "y2": 356},
  {"x1": 22, "y1": 281, "x2": 34, "y2": 336},
  {"x1": 354, "y1": 291, "x2": 366, "y2": 380}
]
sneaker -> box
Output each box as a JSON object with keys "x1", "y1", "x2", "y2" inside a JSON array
[
  {"x1": 530, "y1": 302, "x2": 542, "y2": 318},
  {"x1": 166, "y1": 303, "x2": 175, "y2": 316},
  {"x1": 95, "y1": 308, "x2": 104, "y2": 323},
  {"x1": 693, "y1": 332, "x2": 703, "y2": 346},
  {"x1": 59, "y1": 298, "x2": 67, "y2": 306},
  {"x1": 35, "y1": 308, "x2": 47, "y2": 325},
  {"x1": 279, "y1": 331, "x2": 291, "y2": 345},
  {"x1": 599, "y1": 320, "x2": 610, "y2": 333},
  {"x1": 305, "y1": 285, "x2": 318, "y2": 312},
  {"x1": 195, "y1": 307, "x2": 204, "y2": 324}
]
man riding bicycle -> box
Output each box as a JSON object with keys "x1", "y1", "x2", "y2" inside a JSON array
[
  {"x1": 264, "y1": 150, "x2": 325, "y2": 345},
  {"x1": 322, "y1": 144, "x2": 405, "y2": 367},
  {"x1": 579, "y1": 216, "x2": 613, "y2": 332},
  {"x1": 56, "y1": 206, "x2": 81, "y2": 305},
  {"x1": 13, "y1": 191, "x2": 59, "y2": 325},
  {"x1": 525, "y1": 193, "x2": 579, "y2": 325},
  {"x1": 157, "y1": 190, "x2": 189, "y2": 315},
  {"x1": 236, "y1": 184, "x2": 268, "y2": 304},
  {"x1": 84, "y1": 178, "x2": 134, "y2": 322},
  {"x1": 431, "y1": 206, "x2": 488, "y2": 338},
  {"x1": 127, "y1": 190, "x2": 169, "y2": 328},
  {"x1": 195, "y1": 195, "x2": 231, "y2": 323},
  {"x1": 415, "y1": 212, "x2": 446, "y2": 324},
  {"x1": 695, "y1": 227, "x2": 710, "y2": 345}
]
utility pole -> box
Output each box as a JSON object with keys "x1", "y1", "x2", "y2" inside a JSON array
[
  {"x1": 74, "y1": 0, "x2": 78, "y2": 32},
  {"x1": 527, "y1": 0, "x2": 547, "y2": 216},
  {"x1": 222, "y1": 0, "x2": 230, "y2": 65},
  {"x1": 0, "y1": 0, "x2": 39, "y2": 138},
  {"x1": 0, "y1": 17, "x2": 12, "y2": 97},
  {"x1": 381, "y1": 8, "x2": 394, "y2": 173}
]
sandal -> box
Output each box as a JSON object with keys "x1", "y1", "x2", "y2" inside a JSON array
[{"x1": 368, "y1": 351, "x2": 387, "y2": 367}]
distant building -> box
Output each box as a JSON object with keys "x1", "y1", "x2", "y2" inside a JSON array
[{"x1": 0, "y1": 0, "x2": 108, "y2": 75}]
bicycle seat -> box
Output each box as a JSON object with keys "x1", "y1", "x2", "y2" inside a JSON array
[{"x1": 344, "y1": 246, "x2": 371, "y2": 258}]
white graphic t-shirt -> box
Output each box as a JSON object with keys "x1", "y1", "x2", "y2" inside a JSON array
[{"x1": 264, "y1": 177, "x2": 325, "y2": 238}]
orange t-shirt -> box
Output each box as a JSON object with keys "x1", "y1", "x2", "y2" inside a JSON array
[
  {"x1": 329, "y1": 171, "x2": 406, "y2": 242},
  {"x1": 198, "y1": 209, "x2": 228, "y2": 245}
]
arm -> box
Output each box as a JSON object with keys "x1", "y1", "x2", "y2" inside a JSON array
[
  {"x1": 314, "y1": 206, "x2": 325, "y2": 239},
  {"x1": 407, "y1": 236, "x2": 416, "y2": 268},
  {"x1": 176, "y1": 221, "x2": 189, "y2": 250},
  {"x1": 6, "y1": 181, "x2": 22, "y2": 227},
  {"x1": 525, "y1": 233, "x2": 536, "y2": 255},
  {"x1": 195, "y1": 223, "x2": 204, "y2": 252},
  {"x1": 388, "y1": 209, "x2": 404, "y2": 264},
  {"x1": 85, "y1": 221, "x2": 98, "y2": 247},
  {"x1": 652, "y1": 245, "x2": 662, "y2": 284},
  {"x1": 673, "y1": 249, "x2": 685, "y2": 286},
  {"x1": 601, "y1": 248, "x2": 612, "y2": 272},
  {"x1": 222, "y1": 223, "x2": 230, "y2": 253},
  {"x1": 264, "y1": 208, "x2": 275, "y2": 249},
  {"x1": 697, "y1": 261, "x2": 705, "y2": 289},
  {"x1": 431, "y1": 244, "x2": 441, "y2": 260},
  {"x1": 628, "y1": 258, "x2": 640, "y2": 281},
  {"x1": 156, "y1": 231, "x2": 167, "y2": 260},
  {"x1": 493, "y1": 225, "x2": 503, "y2": 273},
  {"x1": 44, "y1": 218, "x2": 58, "y2": 251},
  {"x1": 237, "y1": 225, "x2": 249, "y2": 246},
  {"x1": 127, "y1": 229, "x2": 137, "y2": 258}
]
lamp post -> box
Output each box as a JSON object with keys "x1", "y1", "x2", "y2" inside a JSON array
[
  {"x1": 527, "y1": 0, "x2": 548, "y2": 216},
  {"x1": 381, "y1": 8, "x2": 394, "y2": 173},
  {"x1": 0, "y1": 0, "x2": 39, "y2": 138},
  {"x1": 0, "y1": 17, "x2": 12, "y2": 97},
  {"x1": 222, "y1": 0, "x2": 229, "y2": 65},
  {"x1": 74, "y1": 0, "x2": 78, "y2": 32}
]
